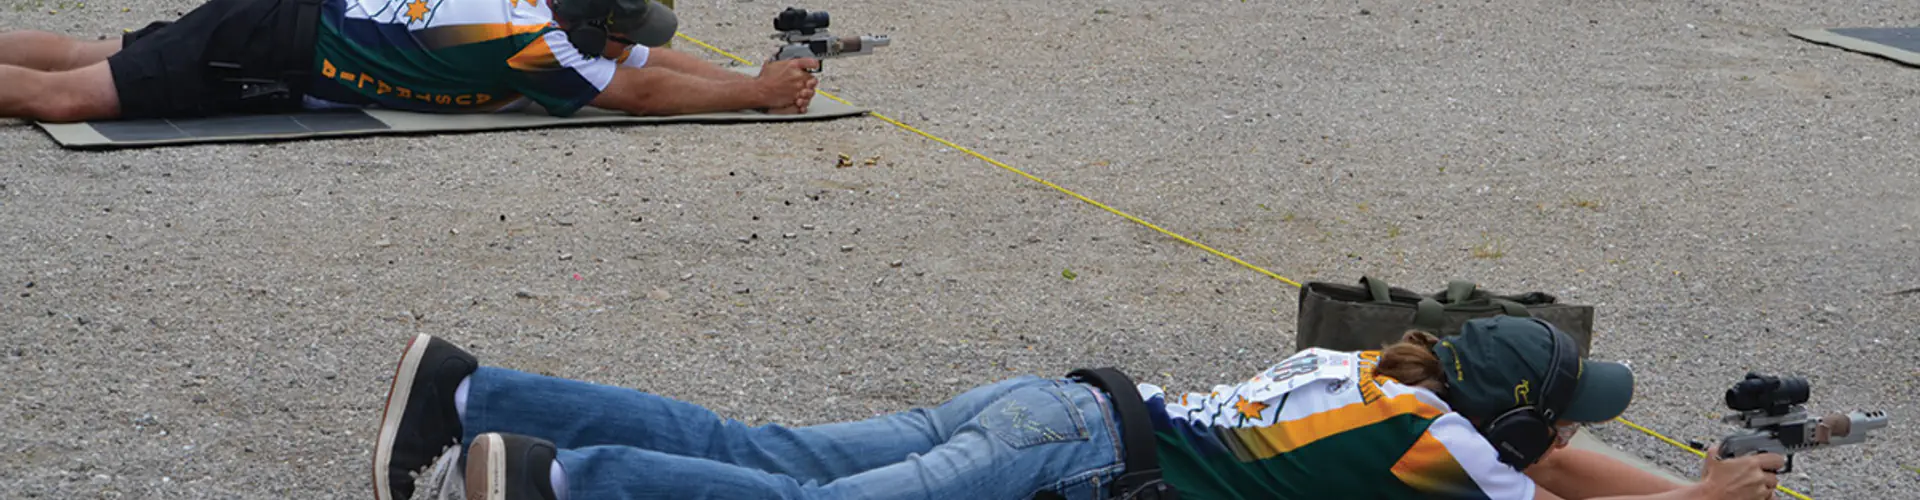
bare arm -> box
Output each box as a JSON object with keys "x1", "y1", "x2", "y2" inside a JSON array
[
  {"x1": 1534, "y1": 484, "x2": 1706, "y2": 500},
  {"x1": 1526, "y1": 448, "x2": 1689, "y2": 499},
  {"x1": 637, "y1": 47, "x2": 753, "y2": 82},
  {"x1": 588, "y1": 66, "x2": 771, "y2": 116}
]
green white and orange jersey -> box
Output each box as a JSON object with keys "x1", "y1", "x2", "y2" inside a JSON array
[
  {"x1": 1141, "y1": 348, "x2": 1537, "y2": 500},
  {"x1": 303, "y1": 0, "x2": 649, "y2": 116}
]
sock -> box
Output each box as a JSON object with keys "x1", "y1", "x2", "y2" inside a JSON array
[
  {"x1": 454, "y1": 375, "x2": 471, "y2": 422},
  {"x1": 549, "y1": 461, "x2": 569, "y2": 500}
]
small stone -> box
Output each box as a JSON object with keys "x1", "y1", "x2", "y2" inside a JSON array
[
  {"x1": 733, "y1": 288, "x2": 751, "y2": 294},
  {"x1": 840, "y1": 245, "x2": 855, "y2": 252},
  {"x1": 647, "y1": 289, "x2": 672, "y2": 301},
  {"x1": 515, "y1": 289, "x2": 536, "y2": 299},
  {"x1": 558, "y1": 253, "x2": 574, "y2": 261},
  {"x1": 680, "y1": 273, "x2": 694, "y2": 281},
  {"x1": 889, "y1": 260, "x2": 903, "y2": 268},
  {"x1": 373, "y1": 239, "x2": 392, "y2": 248},
  {"x1": 783, "y1": 233, "x2": 797, "y2": 239},
  {"x1": 738, "y1": 236, "x2": 751, "y2": 243},
  {"x1": 802, "y1": 224, "x2": 817, "y2": 230}
]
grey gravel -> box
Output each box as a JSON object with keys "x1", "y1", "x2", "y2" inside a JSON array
[{"x1": 4, "y1": 0, "x2": 1919, "y2": 498}]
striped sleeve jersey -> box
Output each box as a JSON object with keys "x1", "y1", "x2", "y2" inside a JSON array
[
  {"x1": 1138, "y1": 348, "x2": 1537, "y2": 500},
  {"x1": 303, "y1": 0, "x2": 651, "y2": 116}
]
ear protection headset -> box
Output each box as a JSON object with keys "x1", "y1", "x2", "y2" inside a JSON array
[
  {"x1": 558, "y1": 0, "x2": 635, "y2": 59},
  {"x1": 562, "y1": 2, "x2": 612, "y2": 59},
  {"x1": 1476, "y1": 318, "x2": 1580, "y2": 471}
]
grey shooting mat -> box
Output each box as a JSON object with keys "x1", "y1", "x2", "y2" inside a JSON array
[
  {"x1": 37, "y1": 67, "x2": 867, "y2": 150},
  {"x1": 1788, "y1": 26, "x2": 1920, "y2": 67}
]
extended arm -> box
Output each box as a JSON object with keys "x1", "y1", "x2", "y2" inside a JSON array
[
  {"x1": 1525, "y1": 448, "x2": 1689, "y2": 499},
  {"x1": 1529, "y1": 443, "x2": 1786, "y2": 500},
  {"x1": 590, "y1": 56, "x2": 818, "y2": 116},
  {"x1": 1533, "y1": 484, "x2": 1706, "y2": 500},
  {"x1": 635, "y1": 46, "x2": 754, "y2": 82},
  {"x1": 588, "y1": 66, "x2": 770, "y2": 116}
]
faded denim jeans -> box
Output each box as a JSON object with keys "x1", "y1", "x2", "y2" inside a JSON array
[{"x1": 459, "y1": 367, "x2": 1128, "y2": 500}]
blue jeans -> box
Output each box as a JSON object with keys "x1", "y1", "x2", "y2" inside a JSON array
[{"x1": 459, "y1": 367, "x2": 1127, "y2": 500}]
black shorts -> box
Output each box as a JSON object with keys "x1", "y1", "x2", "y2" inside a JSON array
[{"x1": 108, "y1": 0, "x2": 320, "y2": 119}]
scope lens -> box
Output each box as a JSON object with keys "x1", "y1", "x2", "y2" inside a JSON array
[
  {"x1": 1725, "y1": 375, "x2": 1811, "y2": 411},
  {"x1": 775, "y1": 9, "x2": 829, "y2": 31}
]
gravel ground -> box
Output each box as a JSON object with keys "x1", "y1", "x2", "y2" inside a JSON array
[{"x1": 4, "y1": 0, "x2": 1918, "y2": 498}]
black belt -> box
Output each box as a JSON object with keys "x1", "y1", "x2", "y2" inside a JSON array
[
  {"x1": 279, "y1": 0, "x2": 324, "y2": 99},
  {"x1": 1060, "y1": 367, "x2": 1180, "y2": 500},
  {"x1": 207, "y1": 0, "x2": 324, "y2": 112}
]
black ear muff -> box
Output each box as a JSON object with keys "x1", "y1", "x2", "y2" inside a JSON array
[
  {"x1": 1481, "y1": 407, "x2": 1557, "y2": 469},
  {"x1": 1479, "y1": 318, "x2": 1581, "y2": 471},
  {"x1": 568, "y1": 24, "x2": 607, "y2": 58}
]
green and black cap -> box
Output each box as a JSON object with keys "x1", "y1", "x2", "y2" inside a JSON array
[{"x1": 1433, "y1": 315, "x2": 1635, "y2": 423}]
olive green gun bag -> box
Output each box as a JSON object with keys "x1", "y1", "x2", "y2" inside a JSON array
[{"x1": 1295, "y1": 276, "x2": 1596, "y2": 356}]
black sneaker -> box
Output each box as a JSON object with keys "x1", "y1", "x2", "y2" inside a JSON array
[
  {"x1": 372, "y1": 333, "x2": 479, "y2": 500},
  {"x1": 466, "y1": 433, "x2": 561, "y2": 500}
]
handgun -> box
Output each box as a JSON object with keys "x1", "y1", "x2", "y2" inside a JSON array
[
  {"x1": 1691, "y1": 372, "x2": 1889, "y2": 473},
  {"x1": 768, "y1": 7, "x2": 890, "y2": 73}
]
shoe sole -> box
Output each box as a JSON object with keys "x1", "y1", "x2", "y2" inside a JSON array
[
  {"x1": 467, "y1": 433, "x2": 508, "y2": 500},
  {"x1": 373, "y1": 333, "x2": 433, "y2": 500}
]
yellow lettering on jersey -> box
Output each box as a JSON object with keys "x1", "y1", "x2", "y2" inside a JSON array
[
  {"x1": 319, "y1": 61, "x2": 503, "y2": 108},
  {"x1": 1355, "y1": 351, "x2": 1384, "y2": 404}
]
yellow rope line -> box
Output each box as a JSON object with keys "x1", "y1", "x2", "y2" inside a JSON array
[
  {"x1": 674, "y1": 31, "x2": 1815, "y2": 498},
  {"x1": 673, "y1": 33, "x2": 1301, "y2": 287}
]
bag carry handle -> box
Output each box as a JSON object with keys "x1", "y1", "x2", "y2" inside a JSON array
[
  {"x1": 1414, "y1": 298, "x2": 1446, "y2": 333},
  {"x1": 1415, "y1": 297, "x2": 1532, "y2": 334},
  {"x1": 1361, "y1": 276, "x2": 1393, "y2": 303},
  {"x1": 1492, "y1": 298, "x2": 1531, "y2": 317},
  {"x1": 1445, "y1": 279, "x2": 1478, "y2": 304}
]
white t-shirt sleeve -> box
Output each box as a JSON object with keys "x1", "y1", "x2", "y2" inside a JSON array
[
  {"x1": 1392, "y1": 412, "x2": 1538, "y2": 500},
  {"x1": 504, "y1": 30, "x2": 622, "y2": 116},
  {"x1": 617, "y1": 45, "x2": 651, "y2": 69}
]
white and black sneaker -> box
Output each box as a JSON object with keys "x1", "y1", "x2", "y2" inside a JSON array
[
  {"x1": 373, "y1": 333, "x2": 478, "y2": 500},
  {"x1": 465, "y1": 433, "x2": 561, "y2": 500}
]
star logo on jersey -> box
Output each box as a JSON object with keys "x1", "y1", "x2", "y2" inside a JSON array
[
  {"x1": 404, "y1": 0, "x2": 431, "y2": 23},
  {"x1": 1234, "y1": 397, "x2": 1267, "y2": 421}
]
